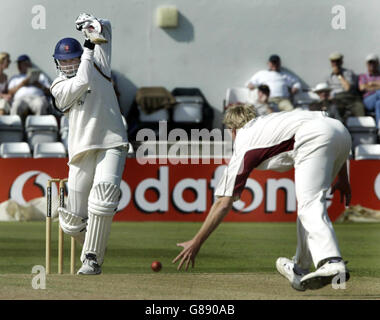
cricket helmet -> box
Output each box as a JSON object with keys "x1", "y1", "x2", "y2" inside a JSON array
[{"x1": 53, "y1": 38, "x2": 83, "y2": 78}]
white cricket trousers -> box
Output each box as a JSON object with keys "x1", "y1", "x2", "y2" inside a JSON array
[
  {"x1": 67, "y1": 147, "x2": 127, "y2": 218},
  {"x1": 293, "y1": 115, "x2": 351, "y2": 270},
  {"x1": 11, "y1": 95, "x2": 49, "y2": 117}
]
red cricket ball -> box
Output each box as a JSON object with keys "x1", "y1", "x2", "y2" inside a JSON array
[{"x1": 151, "y1": 261, "x2": 162, "y2": 272}]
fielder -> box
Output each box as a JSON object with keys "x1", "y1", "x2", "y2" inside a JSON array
[
  {"x1": 50, "y1": 13, "x2": 129, "y2": 275},
  {"x1": 173, "y1": 104, "x2": 351, "y2": 290}
]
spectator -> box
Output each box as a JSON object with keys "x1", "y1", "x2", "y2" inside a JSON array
[
  {"x1": 246, "y1": 54, "x2": 302, "y2": 111},
  {"x1": 253, "y1": 84, "x2": 279, "y2": 116},
  {"x1": 310, "y1": 82, "x2": 343, "y2": 122},
  {"x1": 0, "y1": 52, "x2": 12, "y2": 115},
  {"x1": 7, "y1": 54, "x2": 51, "y2": 121},
  {"x1": 326, "y1": 52, "x2": 365, "y2": 121},
  {"x1": 358, "y1": 54, "x2": 380, "y2": 127}
]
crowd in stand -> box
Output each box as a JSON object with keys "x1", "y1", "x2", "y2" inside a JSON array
[
  {"x1": 0, "y1": 53, "x2": 51, "y2": 121},
  {"x1": 1, "y1": 50, "x2": 380, "y2": 133},
  {"x1": 0, "y1": 52, "x2": 121, "y2": 124},
  {"x1": 245, "y1": 53, "x2": 380, "y2": 128}
]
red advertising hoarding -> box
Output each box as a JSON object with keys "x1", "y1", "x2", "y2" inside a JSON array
[{"x1": 0, "y1": 158, "x2": 378, "y2": 222}]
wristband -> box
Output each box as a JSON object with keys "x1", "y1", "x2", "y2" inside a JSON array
[{"x1": 84, "y1": 39, "x2": 95, "y2": 50}]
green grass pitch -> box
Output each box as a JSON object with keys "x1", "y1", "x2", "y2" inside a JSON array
[{"x1": 0, "y1": 221, "x2": 379, "y2": 299}]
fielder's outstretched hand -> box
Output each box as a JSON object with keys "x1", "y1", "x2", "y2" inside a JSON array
[{"x1": 172, "y1": 239, "x2": 201, "y2": 271}]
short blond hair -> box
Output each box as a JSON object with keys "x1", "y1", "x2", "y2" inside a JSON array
[
  {"x1": 223, "y1": 103, "x2": 257, "y2": 129},
  {"x1": 0, "y1": 52, "x2": 10, "y2": 65}
]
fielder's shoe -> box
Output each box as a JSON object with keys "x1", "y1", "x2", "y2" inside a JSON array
[
  {"x1": 276, "y1": 257, "x2": 308, "y2": 291},
  {"x1": 300, "y1": 259, "x2": 349, "y2": 290},
  {"x1": 77, "y1": 253, "x2": 102, "y2": 275}
]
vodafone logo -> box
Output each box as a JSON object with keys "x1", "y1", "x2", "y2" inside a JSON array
[
  {"x1": 6, "y1": 165, "x2": 344, "y2": 219},
  {"x1": 133, "y1": 166, "x2": 299, "y2": 214},
  {"x1": 10, "y1": 171, "x2": 56, "y2": 206},
  {"x1": 9, "y1": 168, "x2": 300, "y2": 215},
  {"x1": 9, "y1": 170, "x2": 131, "y2": 212}
]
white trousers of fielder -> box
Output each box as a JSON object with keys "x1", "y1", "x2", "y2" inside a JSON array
[{"x1": 292, "y1": 116, "x2": 351, "y2": 270}]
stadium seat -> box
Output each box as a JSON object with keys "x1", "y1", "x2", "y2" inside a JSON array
[
  {"x1": 293, "y1": 90, "x2": 319, "y2": 110},
  {"x1": 138, "y1": 106, "x2": 169, "y2": 122},
  {"x1": 0, "y1": 115, "x2": 24, "y2": 143},
  {"x1": 135, "y1": 87, "x2": 173, "y2": 123},
  {"x1": 0, "y1": 142, "x2": 32, "y2": 158},
  {"x1": 346, "y1": 116, "x2": 377, "y2": 150},
  {"x1": 354, "y1": 144, "x2": 380, "y2": 160},
  {"x1": 171, "y1": 87, "x2": 214, "y2": 132},
  {"x1": 126, "y1": 142, "x2": 135, "y2": 158},
  {"x1": 121, "y1": 115, "x2": 128, "y2": 130},
  {"x1": 25, "y1": 115, "x2": 58, "y2": 150},
  {"x1": 60, "y1": 115, "x2": 69, "y2": 150},
  {"x1": 172, "y1": 96, "x2": 203, "y2": 123},
  {"x1": 33, "y1": 142, "x2": 67, "y2": 158},
  {"x1": 224, "y1": 87, "x2": 254, "y2": 108}
]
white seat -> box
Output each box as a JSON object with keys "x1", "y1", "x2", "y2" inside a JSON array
[
  {"x1": 121, "y1": 115, "x2": 128, "y2": 130},
  {"x1": 346, "y1": 116, "x2": 377, "y2": 150},
  {"x1": 355, "y1": 144, "x2": 380, "y2": 160},
  {"x1": 60, "y1": 115, "x2": 69, "y2": 131},
  {"x1": 25, "y1": 115, "x2": 58, "y2": 149},
  {"x1": 127, "y1": 142, "x2": 134, "y2": 156},
  {"x1": 173, "y1": 104, "x2": 203, "y2": 123},
  {"x1": 346, "y1": 116, "x2": 376, "y2": 131},
  {"x1": 26, "y1": 114, "x2": 59, "y2": 129},
  {"x1": 172, "y1": 96, "x2": 204, "y2": 123},
  {"x1": 293, "y1": 90, "x2": 319, "y2": 109},
  {"x1": 224, "y1": 87, "x2": 254, "y2": 107},
  {"x1": 0, "y1": 142, "x2": 31, "y2": 158},
  {"x1": 0, "y1": 115, "x2": 24, "y2": 143},
  {"x1": 60, "y1": 115, "x2": 69, "y2": 151},
  {"x1": 33, "y1": 142, "x2": 67, "y2": 158},
  {"x1": 138, "y1": 106, "x2": 169, "y2": 122}
]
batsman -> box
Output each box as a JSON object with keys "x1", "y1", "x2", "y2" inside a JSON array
[{"x1": 50, "y1": 13, "x2": 129, "y2": 275}]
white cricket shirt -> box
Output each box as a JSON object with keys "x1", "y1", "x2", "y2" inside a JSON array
[{"x1": 215, "y1": 110, "x2": 331, "y2": 200}]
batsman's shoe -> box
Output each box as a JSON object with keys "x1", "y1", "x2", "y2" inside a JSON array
[
  {"x1": 300, "y1": 260, "x2": 349, "y2": 290},
  {"x1": 77, "y1": 254, "x2": 102, "y2": 275},
  {"x1": 276, "y1": 257, "x2": 307, "y2": 291}
]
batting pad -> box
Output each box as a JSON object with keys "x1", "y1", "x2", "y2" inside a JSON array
[
  {"x1": 80, "y1": 212, "x2": 113, "y2": 265},
  {"x1": 80, "y1": 182, "x2": 120, "y2": 264},
  {"x1": 88, "y1": 182, "x2": 120, "y2": 216},
  {"x1": 58, "y1": 207, "x2": 87, "y2": 244}
]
